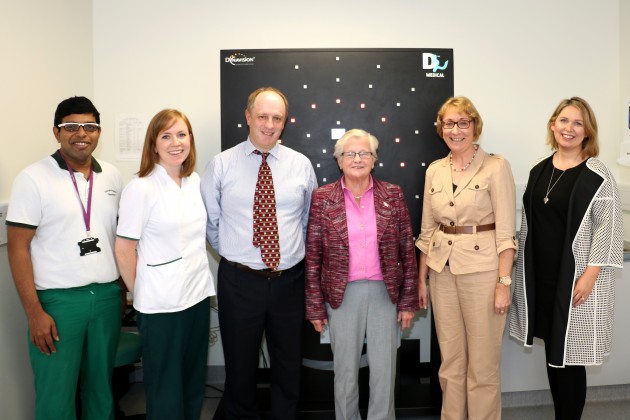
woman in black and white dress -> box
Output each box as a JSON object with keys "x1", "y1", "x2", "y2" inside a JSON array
[{"x1": 510, "y1": 97, "x2": 623, "y2": 420}]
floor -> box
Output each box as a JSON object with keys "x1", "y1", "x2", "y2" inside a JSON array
[
  {"x1": 119, "y1": 382, "x2": 221, "y2": 418},
  {"x1": 119, "y1": 382, "x2": 630, "y2": 419}
]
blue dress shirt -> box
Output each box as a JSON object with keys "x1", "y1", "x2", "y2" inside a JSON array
[{"x1": 201, "y1": 138, "x2": 318, "y2": 270}]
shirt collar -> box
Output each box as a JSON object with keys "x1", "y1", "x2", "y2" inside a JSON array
[
  {"x1": 52, "y1": 149, "x2": 103, "y2": 173},
  {"x1": 341, "y1": 175, "x2": 374, "y2": 192},
  {"x1": 245, "y1": 137, "x2": 281, "y2": 160}
]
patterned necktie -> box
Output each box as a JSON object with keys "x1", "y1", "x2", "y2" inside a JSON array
[{"x1": 252, "y1": 150, "x2": 280, "y2": 270}]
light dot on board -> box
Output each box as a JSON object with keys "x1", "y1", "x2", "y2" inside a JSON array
[
  {"x1": 336, "y1": 57, "x2": 340, "y2": 61},
  {"x1": 336, "y1": 98, "x2": 341, "y2": 104},
  {"x1": 316, "y1": 163, "x2": 320, "y2": 168},
  {"x1": 410, "y1": 87, "x2": 415, "y2": 92},
  {"x1": 237, "y1": 123, "x2": 242, "y2": 128},
  {"x1": 323, "y1": 178, "x2": 327, "y2": 182},
  {"x1": 295, "y1": 65, "x2": 299, "y2": 69},
  {"x1": 369, "y1": 84, "x2": 373, "y2": 88},
  {"x1": 396, "y1": 102, "x2": 401, "y2": 107},
  {"x1": 421, "y1": 162, "x2": 426, "y2": 167},
  {"x1": 381, "y1": 117, "x2": 387, "y2": 123},
  {"x1": 379, "y1": 163, "x2": 383, "y2": 167},
  {"x1": 376, "y1": 64, "x2": 381, "y2": 69},
  {"x1": 336, "y1": 77, "x2": 340, "y2": 82},
  {"x1": 400, "y1": 162, "x2": 406, "y2": 167},
  {"x1": 290, "y1": 118, "x2": 296, "y2": 123},
  {"x1": 322, "y1": 149, "x2": 327, "y2": 153},
  {"x1": 337, "y1": 121, "x2": 341, "y2": 125},
  {"x1": 415, "y1": 195, "x2": 420, "y2": 199},
  {"x1": 360, "y1": 103, "x2": 366, "y2": 109},
  {"x1": 303, "y1": 84, "x2": 308, "y2": 89},
  {"x1": 306, "y1": 133, "x2": 311, "y2": 138},
  {"x1": 415, "y1": 130, "x2": 419, "y2": 134},
  {"x1": 395, "y1": 138, "x2": 400, "y2": 143},
  {"x1": 311, "y1": 104, "x2": 317, "y2": 109}
]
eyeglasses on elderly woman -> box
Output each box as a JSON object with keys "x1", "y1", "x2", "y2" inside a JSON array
[{"x1": 340, "y1": 151, "x2": 374, "y2": 160}]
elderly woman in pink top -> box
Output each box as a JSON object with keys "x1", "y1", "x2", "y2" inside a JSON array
[{"x1": 305, "y1": 129, "x2": 419, "y2": 420}]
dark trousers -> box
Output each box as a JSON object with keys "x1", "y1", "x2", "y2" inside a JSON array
[
  {"x1": 544, "y1": 340, "x2": 587, "y2": 420},
  {"x1": 137, "y1": 298, "x2": 210, "y2": 420},
  {"x1": 218, "y1": 258, "x2": 305, "y2": 420}
]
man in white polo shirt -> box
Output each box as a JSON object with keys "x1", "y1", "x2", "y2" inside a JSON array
[{"x1": 6, "y1": 96, "x2": 123, "y2": 420}]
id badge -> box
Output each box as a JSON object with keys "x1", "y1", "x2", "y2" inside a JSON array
[{"x1": 78, "y1": 237, "x2": 101, "y2": 256}]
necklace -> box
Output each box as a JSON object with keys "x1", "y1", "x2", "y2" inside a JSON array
[
  {"x1": 354, "y1": 195, "x2": 362, "y2": 199},
  {"x1": 450, "y1": 145, "x2": 478, "y2": 172},
  {"x1": 544, "y1": 166, "x2": 565, "y2": 204}
]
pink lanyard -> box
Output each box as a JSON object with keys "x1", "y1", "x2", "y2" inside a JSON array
[{"x1": 60, "y1": 151, "x2": 94, "y2": 237}]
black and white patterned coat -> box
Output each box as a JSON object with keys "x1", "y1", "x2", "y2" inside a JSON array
[{"x1": 510, "y1": 156, "x2": 624, "y2": 366}]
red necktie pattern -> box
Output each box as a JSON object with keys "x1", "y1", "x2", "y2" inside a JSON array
[{"x1": 252, "y1": 150, "x2": 280, "y2": 270}]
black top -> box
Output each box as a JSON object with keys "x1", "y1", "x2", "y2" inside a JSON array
[{"x1": 531, "y1": 157, "x2": 587, "y2": 340}]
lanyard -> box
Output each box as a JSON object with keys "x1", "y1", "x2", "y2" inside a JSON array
[{"x1": 60, "y1": 151, "x2": 94, "y2": 237}]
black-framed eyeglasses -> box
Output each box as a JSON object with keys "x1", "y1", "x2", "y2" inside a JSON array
[
  {"x1": 57, "y1": 123, "x2": 101, "y2": 133},
  {"x1": 340, "y1": 151, "x2": 374, "y2": 160},
  {"x1": 442, "y1": 119, "x2": 471, "y2": 129}
]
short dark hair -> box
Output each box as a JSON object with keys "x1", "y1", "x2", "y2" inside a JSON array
[{"x1": 54, "y1": 96, "x2": 100, "y2": 126}]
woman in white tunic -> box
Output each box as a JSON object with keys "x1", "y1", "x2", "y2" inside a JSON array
[
  {"x1": 115, "y1": 109, "x2": 216, "y2": 420},
  {"x1": 510, "y1": 97, "x2": 623, "y2": 419}
]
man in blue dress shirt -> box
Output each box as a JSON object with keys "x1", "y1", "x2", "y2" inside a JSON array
[{"x1": 201, "y1": 86, "x2": 317, "y2": 419}]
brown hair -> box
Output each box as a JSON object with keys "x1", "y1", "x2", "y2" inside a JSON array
[
  {"x1": 138, "y1": 109, "x2": 196, "y2": 178},
  {"x1": 546, "y1": 97, "x2": 599, "y2": 158},
  {"x1": 436, "y1": 96, "x2": 483, "y2": 141},
  {"x1": 246, "y1": 87, "x2": 289, "y2": 120}
]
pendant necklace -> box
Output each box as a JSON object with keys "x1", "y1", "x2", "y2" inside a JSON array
[{"x1": 544, "y1": 166, "x2": 565, "y2": 204}]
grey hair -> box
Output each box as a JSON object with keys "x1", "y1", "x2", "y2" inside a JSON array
[{"x1": 333, "y1": 129, "x2": 379, "y2": 159}]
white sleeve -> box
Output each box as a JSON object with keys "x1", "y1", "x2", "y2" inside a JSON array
[
  {"x1": 6, "y1": 171, "x2": 42, "y2": 228},
  {"x1": 116, "y1": 178, "x2": 154, "y2": 240}
]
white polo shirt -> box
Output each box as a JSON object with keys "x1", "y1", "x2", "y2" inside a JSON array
[
  {"x1": 6, "y1": 151, "x2": 122, "y2": 290},
  {"x1": 117, "y1": 165, "x2": 215, "y2": 313}
]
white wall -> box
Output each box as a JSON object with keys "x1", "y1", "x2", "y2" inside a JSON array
[
  {"x1": 92, "y1": 0, "x2": 625, "y2": 367},
  {"x1": 92, "y1": 0, "x2": 624, "y2": 188},
  {"x1": 0, "y1": 2, "x2": 95, "y2": 418},
  {"x1": 1, "y1": 1, "x2": 628, "y2": 417}
]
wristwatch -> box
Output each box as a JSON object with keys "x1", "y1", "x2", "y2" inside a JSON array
[{"x1": 498, "y1": 276, "x2": 512, "y2": 287}]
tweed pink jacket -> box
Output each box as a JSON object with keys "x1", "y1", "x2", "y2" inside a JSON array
[{"x1": 305, "y1": 177, "x2": 419, "y2": 320}]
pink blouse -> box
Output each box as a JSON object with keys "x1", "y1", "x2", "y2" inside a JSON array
[{"x1": 341, "y1": 176, "x2": 384, "y2": 282}]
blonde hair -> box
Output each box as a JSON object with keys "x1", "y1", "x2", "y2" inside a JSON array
[
  {"x1": 436, "y1": 96, "x2": 483, "y2": 141},
  {"x1": 546, "y1": 97, "x2": 599, "y2": 158},
  {"x1": 333, "y1": 129, "x2": 379, "y2": 159}
]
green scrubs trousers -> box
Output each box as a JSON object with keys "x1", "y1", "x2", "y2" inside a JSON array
[{"x1": 29, "y1": 281, "x2": 122, "y2": 420}]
